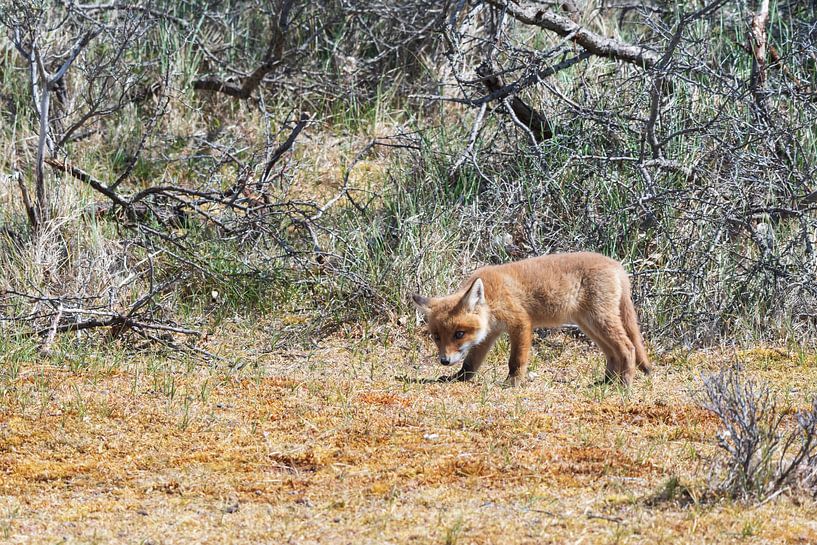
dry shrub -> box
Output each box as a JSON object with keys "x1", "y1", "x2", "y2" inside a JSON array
[{"x1": 701, "y1": 367, "x2": 817, "y2": 499}]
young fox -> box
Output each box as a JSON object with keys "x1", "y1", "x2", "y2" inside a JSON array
[{"x1": 412, "y1": 252, "x2": 650, "y2": 387}]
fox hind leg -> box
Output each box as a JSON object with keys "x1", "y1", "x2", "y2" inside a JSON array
[
  {"x1": 602, "y1": 317, "x2": 637, "y2": 386},
  {"x1": 578, "y1": 314, "x2": 636, "y2": 386},
  {"x1": 574, "y1": 317, "x2": 619, "y2": 383}
]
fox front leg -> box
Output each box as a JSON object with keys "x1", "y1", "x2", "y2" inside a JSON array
[{"x1": 502, "y1": 324, "x2": 533, "y2": 388}]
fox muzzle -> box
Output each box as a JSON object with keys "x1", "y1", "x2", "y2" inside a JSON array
[{"x1": 439, "y1": 350, "x2": 465, "y2": 365}]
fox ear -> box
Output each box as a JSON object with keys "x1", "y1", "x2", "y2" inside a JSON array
[
  {"x1": 412, "y1": 293, "x2": 431, "y2": 314},
  {"x1": 464, "y1": 278, "x2": 485, "y2": 311}
]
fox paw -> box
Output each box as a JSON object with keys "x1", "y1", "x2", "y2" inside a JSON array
[
  {"x1": 438, "y1": 370, "x2": 477, "y2": 383},
  {"x1": 502, "y1": 375, "x2": 526, "y2": 388}
]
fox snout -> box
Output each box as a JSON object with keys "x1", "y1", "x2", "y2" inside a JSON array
[
  {"x1": 433, "y1": 333, "x2": 487, "y2": 367},
  {"x1": 439, "y1": 352, "x2": 463, "y2": 366}
]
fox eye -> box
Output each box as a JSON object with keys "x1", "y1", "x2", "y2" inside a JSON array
[
  {"x1": 453, "y1": 331, "x2": 465, "y2": 340},
  {"x1": 432, "y1": 333, "x2": 440, "y2": 341}
]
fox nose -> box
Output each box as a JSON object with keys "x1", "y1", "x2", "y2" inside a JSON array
[{"x1": 440, "y1": 356, "x2": 451, "y2": 365}]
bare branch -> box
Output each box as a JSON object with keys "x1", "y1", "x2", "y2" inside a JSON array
[
  {"x1": 192, "y1": 0, "x2": 293, "y2": 99},
  {"x1": 485, "y1": 0, "x2": 660, "y2": 68},
  {"x1": 259, "y1": 112, "x2": 310, "y2": 185},
  {"x1": 750, "y1": 0, "x2": 771, "y2": 93},
  {"x1": 477, "y1": 62, "x2": 553, "y2": 142},
  {"x1": 45, "y1": 157, "x2": 130, "y2": 208},
  {"x1": 49, "y1": 27, "x2": 102, "y2": 85}
]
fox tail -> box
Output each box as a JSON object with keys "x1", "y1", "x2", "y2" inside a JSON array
[{"x1": 619, "y1": 279, "x2": 651, "y2": 374}]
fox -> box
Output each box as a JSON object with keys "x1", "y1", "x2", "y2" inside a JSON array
[{"x1": 411, "y1": 252, "x2": 650, "y2": 387}]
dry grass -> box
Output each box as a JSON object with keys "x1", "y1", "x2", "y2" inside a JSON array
[{"x1": 2, "y1": 327, "x2": 817, "y2": 544}]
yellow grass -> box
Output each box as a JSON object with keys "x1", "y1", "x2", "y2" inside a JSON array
[{"x1": 1, "y1": 328, "x2": 817, "y2": 544}]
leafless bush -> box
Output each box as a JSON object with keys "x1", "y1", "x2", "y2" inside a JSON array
[
  {"x1": 186, "y1": 0, "x2": 449, "y2": 103},
  {"x1": 0, "y1": 0, "x2": 451, "y2": 352},
  {"x1": 2, "y1": 0, "x2": 816, "y2": 351},
  {"x1": 416, "y1": 0, "x2": 817, "y2": 344},
  {"x1": 701, "y1": 367, "x2": 817, "y2": 500},
  {"x1": 0, "y1": 2, "x2": 311, "y2": 353}
]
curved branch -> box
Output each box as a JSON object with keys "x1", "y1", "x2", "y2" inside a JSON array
[
  {"x1": 45, "y1": 157, "x2": 130, "y2": 208},
  {"x1": 485, "y1": 0, "x2": 660, "y2": 68},
  {"x1": 192, "y1": 0, "x2": 293, "y2": 99},
  {"x1": 476, "y1": 62, "x2": 553, "y2": 142}
]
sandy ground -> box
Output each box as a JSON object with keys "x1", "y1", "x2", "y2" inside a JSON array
[{"x1": 1, "y1": 328, "x2": 816, "y2": 544}]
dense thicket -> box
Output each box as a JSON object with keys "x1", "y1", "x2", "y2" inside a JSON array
[{"x1": 0, "y1": 1, "x2": 815, "y2": 354}]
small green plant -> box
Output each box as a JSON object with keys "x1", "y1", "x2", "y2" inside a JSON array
[
  {"x1": 0, "y1": 506, "x2": 19, "y2": 540},
  {"x1": 443, "y1": 516, "x2": 465, "y2": 545},
  {"x1": 651, "y1": 475, "x2": 697, "y2": 507}
]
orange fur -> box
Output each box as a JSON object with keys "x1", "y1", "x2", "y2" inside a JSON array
[{"x1": 412, "y1": 252, "x2": 650, "y2": 387}]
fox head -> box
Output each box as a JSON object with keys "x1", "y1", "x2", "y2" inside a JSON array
[{"x1": 411, "y1": 278, "x2": 490, "y2": 366}]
